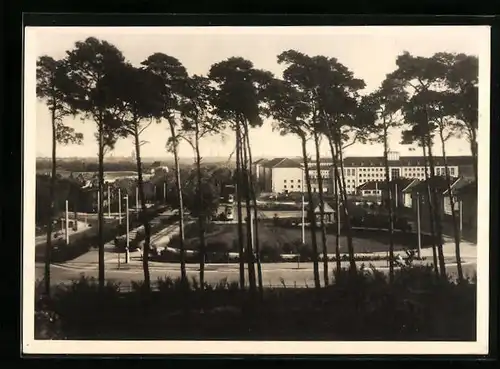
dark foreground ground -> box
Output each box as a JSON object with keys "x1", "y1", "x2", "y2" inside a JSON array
[{"x1": 35, "y1": 267, "x2": 476, "y2": 342}]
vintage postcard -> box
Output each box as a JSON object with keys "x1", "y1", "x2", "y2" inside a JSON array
[{"x1": 23, "y1": 25, "x2": 490, "y2": 355}]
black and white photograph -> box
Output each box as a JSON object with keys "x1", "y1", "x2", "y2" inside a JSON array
[{"x1": 22, "y1": 25, "x2": 490, "y2": 355}]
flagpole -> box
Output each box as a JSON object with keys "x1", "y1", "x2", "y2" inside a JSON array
[
  {"x1": 301, "y1": 167, "x2": 305, "y2": 244},
  {"x1": 416, "y1": 192, "x2": 422, "y2": 259},
  {"x1": 107, "y1": 185, "x2": 111, "y2": 218},
  {"x1": 118, "y1": 188, "x2": 122, "y2": 225},
  {"x1": 125, "y1": 195, "x2": 130, "y2": 264},
  {"x1": 65, "y1": 200, "x2": 69, "y2": 245}
]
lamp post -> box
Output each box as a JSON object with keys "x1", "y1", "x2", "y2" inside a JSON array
[
  {"x1": 125, "y1": 195, "x2": 130, "y2": 264},
  {"x1": 459, "y1": 198, "x2": 463, "y2": 239},
  {"x1": 118, "y1": 188, "x2": 122, "y2": 225},
  {"x1": 65, "y1": 200, "x2": 69, "y2": 245},
  {"x1": 416, "y1": 192, "x2": 422, "y2": 259},
  {"x1": 135, "y1": 186, "x2": 139, "y2": 219},
  {"x1": 301, "y1": 167, "x2": 305, "y2": 245},
  {"x1": 107, "y1": 185, "x2": 111, "y2": 218}
]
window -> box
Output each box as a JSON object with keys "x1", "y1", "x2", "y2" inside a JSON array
[
  {"x1": 291, "y1": 185, "x2": 294, "y2": 189},
  {"x1": 290, "y1": 179, "x2": 294, "y2": 183},
  {"x1": 298, "y1": 179, "x2": 301, "y2": 183},
  {"x1": 284, "y1": 185, "x2": 287, "y2": 188},
  {"x1": 450, "y1": 167, "x2": 455, "y2": 176},
  {"x1": 284, "y1": 179, "x2": 287, "y2": 183}
]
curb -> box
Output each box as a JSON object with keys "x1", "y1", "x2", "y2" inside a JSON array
[{"x1": 52, "y1": 260, "x2": 475, "y2": 274}]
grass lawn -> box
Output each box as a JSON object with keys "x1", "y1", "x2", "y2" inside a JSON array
[{"x1": 182, "y1": 223, "x2": 428, "y2": 254}]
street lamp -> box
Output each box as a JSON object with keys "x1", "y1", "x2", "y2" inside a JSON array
[
  {"x1": 125, "y1": 194, "x2": 130, "y2": 264},
  {"x1": 416, "y1": 191, "x2": 422, "y2": 259},
  {"x1": 118, "y1": 188, "x2": 122, "y2": 225}
]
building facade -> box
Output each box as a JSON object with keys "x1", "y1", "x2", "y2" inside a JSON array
[
  {"x1": 253, "y1": 152, "x2": 473, "y2": 195},
  {"x1": 255, "y1": 158, "x2": 304, "y2": 194}
]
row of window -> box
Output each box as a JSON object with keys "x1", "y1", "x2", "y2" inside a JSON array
[
  {"x1": 283, "y1": 179, "x2": 301, "y2": 183},
  {"x1": 363, "y1": 190, "x2": 382, "y2": 195},
  {"x1": 283, "y1": 184, "x2": 301, "y2": 189},
  {"x1": 344, "y1": 166, "x2": 456, "y2": 176}
]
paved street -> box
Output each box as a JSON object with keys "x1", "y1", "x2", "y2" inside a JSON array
[{"x1": 35, "y1": 258, "x2": 477, "y2": 290}]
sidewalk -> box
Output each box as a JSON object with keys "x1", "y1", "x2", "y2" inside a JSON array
[{"x1": 56, "y1": 255, "x2": 472, "y2": 273}]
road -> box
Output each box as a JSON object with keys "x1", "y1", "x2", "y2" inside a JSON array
[{"x1": 34, "y1": 260, "x2": 477, "y2": 289}]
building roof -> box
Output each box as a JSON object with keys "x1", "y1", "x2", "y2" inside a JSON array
[
  {"x1": 357, "y1": 180, "x2": 384, "y2": 191},
  {"x1": 343, "y1": 155, "x2": 473, "y2": 168},
  {"x1": 253, "y1": 158, "x2": 269, "y2": 165},
  {"x1": 274, "y1": 158, "x2": 303, "y2": 168},
  {"x1": 455, "y1": 180, "x2": 477, "y2": 197},
  {"x1": 260, "y1": 155, "x2": 474, "y2": 170},
  {"x1": 382, "y1": 178, "x2": 417, "y2": 191},
  {"x1": 263, "y1": 157, "x2": 302, "y2": 169},
  {"x1": 444, "y1": 177, "x2": 475, "y2": 195},
  {"x1": 406, "y1": 176, "x2": 461, "y2": 194}
]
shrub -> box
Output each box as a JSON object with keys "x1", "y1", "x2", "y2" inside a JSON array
[
  {"x1": 206, "y1": 240, "x2": 229, "y2": 253},
  {"x1": 260, "y1": 243, "x2": 282, "y2": 262},
  {"x1": 34, "y1": 267, "x2": 476, "y2": 341},
  {"x1": 51, "y1": 236, "x2": 91, "y2": 263},
  {"x1": 297, "y1": 243, "x2": 313, "y2": 262}
]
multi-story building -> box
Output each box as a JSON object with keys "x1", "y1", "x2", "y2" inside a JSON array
[
  {"x1": 253, "y1": 152, "x2": 474, "y2": 195},
  {"x1": 307, "y1": 158, "x2": 333, "y2": 194},
  {"x1": 334, "y1": 151, "x2": 472, "y2": 195},
  {"x1": 256, "y1": 158, "x2": 304, "y2": 194}
]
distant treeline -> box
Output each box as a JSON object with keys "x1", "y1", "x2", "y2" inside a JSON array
[{"x1": 36, "y1": 158, "x2": 234, "y2": 173}]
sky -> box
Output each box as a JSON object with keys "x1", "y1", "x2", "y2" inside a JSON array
[{"x1": 28, "y1": 26, "x2": 489, "y2": 159}]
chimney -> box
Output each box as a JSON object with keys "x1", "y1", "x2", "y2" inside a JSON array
[{"x1": 388, "y1": 151, "x2": 400, "y2": 161}]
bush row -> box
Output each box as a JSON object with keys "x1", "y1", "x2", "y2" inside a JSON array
[
  {"x1": 50, "y1": 206, "x2": 170, "y2": 262},
  {"x1": 149, "y1": 240, "x2": 424, "y2": 264},
  {"x1": 35, "y1": 267, "x2": 477, "y2": 341}
]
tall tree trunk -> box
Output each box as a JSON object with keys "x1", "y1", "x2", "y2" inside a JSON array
[
  {"x1": 134, "y1": 124, "x2": 151, "y2": 292},
  {"x1": 168, "y1": 119, "x2": 187, "y2": 285},
  {"x1": 241, "y1": 127, "x2": 257, "y2": 293},
  {"x1": 425, "y1": 134, "x2": 447, "y2": 278},
  {"x1": 44, "y1": 109, "x2": 57, "y2": 295},
  {"x1": 312, "y1": 130, "x2": 329, "y2": 286},
  {"x1": 243, "y1": 124, "x2": 263, "y2": 296},
  {"x1": 327, "y1": 139, "x2": 342, "y2": 276},
  {"x1": 468, "y1": 127, "x2": 478, "y2": 183},
  {"x1": 194, "y1": 122, "x2": 207, "y2": 289},
  {"x1": 235, "y1": 124, "x2": 246, "y2": 289},
  {"x1": 300, "y1": 135, "x2": 321, "y2": 289},
  {"x1": 97, "y1": 120, "x2": 105, "y2": 290},
  {"x1": 439, "y1": 127, "x2": 463, "y2": 281},
  {"x1": 335, "y1": 136, "x2": 356, "y2": 272},
  {"x1": 382, "y1": 124, "x2": 395, "y2": 282},
  {"x1": 421, "y1": 141, "x2": 439, "y2": 276}
]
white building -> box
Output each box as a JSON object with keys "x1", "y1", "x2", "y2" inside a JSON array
[
  {"x1": 258, "y1": 152, "x2": 473, "y2": 196},
  {"x1": 258, "y1": 158, "x2": 304, "y2": 194},
  {"x1": 341, "y1": 151, "x2": 468, "y2": 194}
]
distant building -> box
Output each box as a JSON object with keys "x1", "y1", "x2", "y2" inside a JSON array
[
  {"x1": 150, "y1": 161, "x2": 169, "y2": 176},
  {"x1": 254, "y1": 152, "x2": 474, "y2": 196},
  {"x1": 260, "y1": 158, "x2": 304, "y2": 194},
  {"x1": 403, "y1": 176, "x2": 469, "y2": 217},
  {"x1": 253, "y1": 158, "x2": 269, "y2": 191},
  {"x1": 455, "y1": 180, "x2": 477, "y2": 232},
  {"x1": 341, "y1": 152, "x2": 472, "y2": 195}
]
